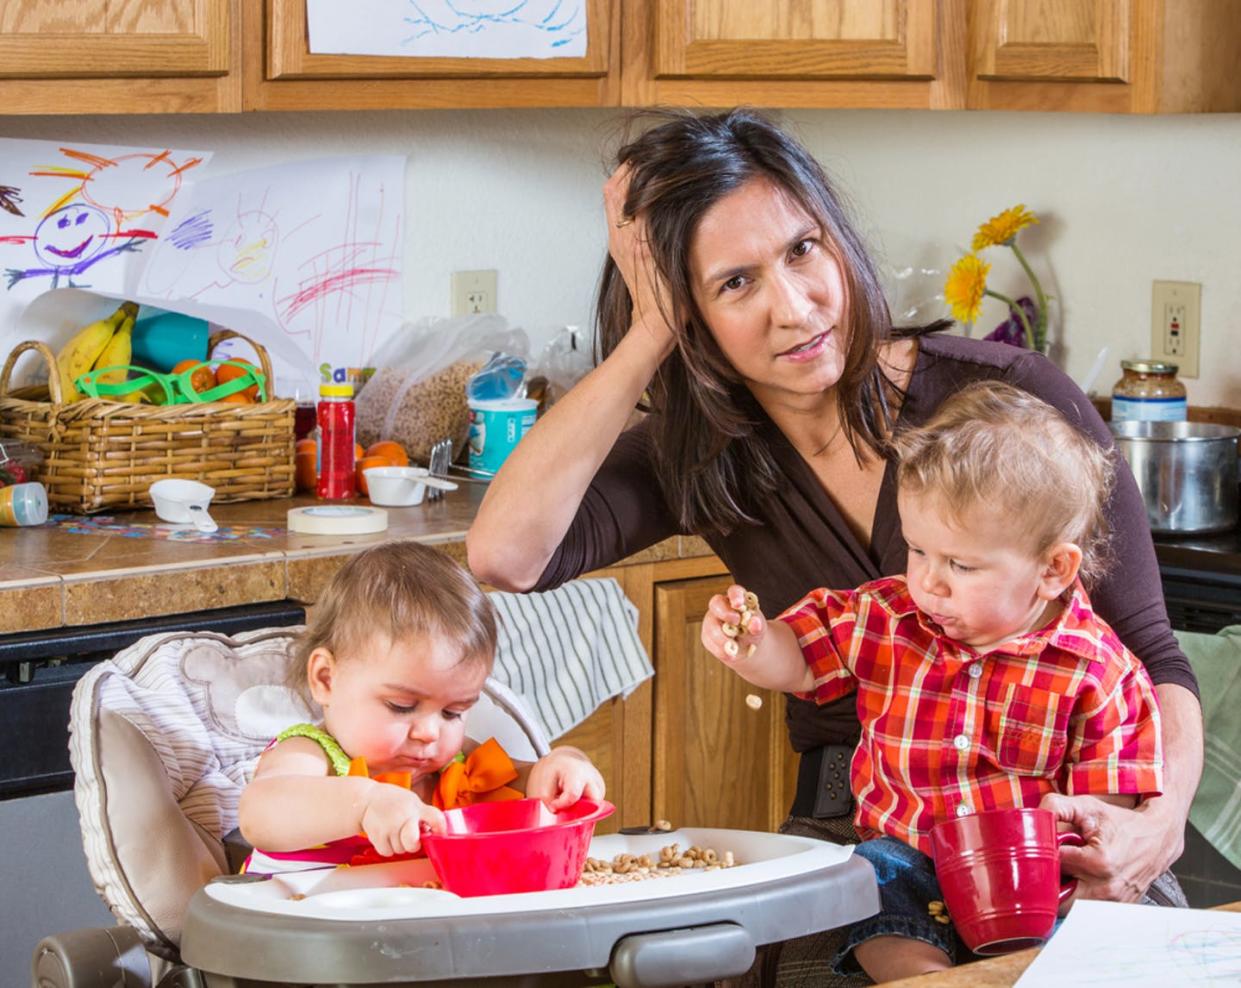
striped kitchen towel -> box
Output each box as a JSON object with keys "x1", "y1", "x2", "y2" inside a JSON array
[
  {"x1": 1178, "y1": 625, "x2": 1241, "y2": 871},
  {"x1": 489, "y1": 577, "x2": 653, "y2": 741}
]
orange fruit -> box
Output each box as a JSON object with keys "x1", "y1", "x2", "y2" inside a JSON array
[
  {"x1": 295, "y1": 446, "x2": 317, "y2": 492},
  {"x1": 355, "y1": 455, "x2": 392, "y2": 497},
  {"x1": 216, "y1": 357, "x2": 260, "y2": 400},
  {"x1": 354, "y1": 443, "x2": 365, "y2": 461},
  {"x1": 217, "y1": 391, "x2": 252, "y2": 404},
  {"x1": 172, "y1": 359, "x2": 216, "y2": 395},
  {"x1": 365, "y1": 440, "x2": 409, "y2": 466}
]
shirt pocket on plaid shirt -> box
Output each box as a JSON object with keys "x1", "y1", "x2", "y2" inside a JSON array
[{"x1": 985, "y1": 684, "x2": 1068, "y2": 777}]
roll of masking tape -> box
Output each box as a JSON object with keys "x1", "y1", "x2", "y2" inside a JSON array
[{"x1": 287, "y1": 505, "x2": 388, "y2": 535}]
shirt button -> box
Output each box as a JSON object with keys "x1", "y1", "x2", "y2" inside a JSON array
[
  {"x1": 956, "y1": 803, "x2": 973, "y2": 817},
  {"x1": 968, "y1": 664, "x2": 982, "y2": 679},
  {"x1": 953, "y1": 734, "x2": 970, "y2": 750}
]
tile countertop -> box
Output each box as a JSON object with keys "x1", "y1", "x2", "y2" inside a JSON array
[{"x1": 0, "y1": 486, "x2": 711, "y2": 635}]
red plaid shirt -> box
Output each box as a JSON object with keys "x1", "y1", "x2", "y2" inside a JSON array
[{"x1": 779, "y1": 576, "x2": 1163, "y2": 855}]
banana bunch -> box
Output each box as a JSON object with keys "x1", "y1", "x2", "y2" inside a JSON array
[{"x1": 54, "y1": 301, "x2": 139, "y2": 402}]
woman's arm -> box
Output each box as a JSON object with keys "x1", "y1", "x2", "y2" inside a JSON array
[
  {"x1": 1008, "y1": 351, "x2": 1203, "y2": 896},
  {"x1": 468, "y1": 165, "x2": 676, "y2": 591},
  {"x1": 468, "y1": 328, "x2": 671, "y2": 591},
  {"x1": 1045, "y1": 684, "x2": 1203, "y2": 900}
]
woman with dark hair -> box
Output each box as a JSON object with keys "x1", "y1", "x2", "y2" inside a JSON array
[{"x1": 468, "y1": 109, "x2": 1200, "y2": 927}]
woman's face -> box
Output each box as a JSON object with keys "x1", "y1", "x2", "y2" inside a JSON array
[{"x1": 688, "y1": 178, "x2": 848, "y2": 408}]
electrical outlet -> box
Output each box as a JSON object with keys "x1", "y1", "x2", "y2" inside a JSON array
[
  {"x1": 1150, "y1": 280, "x2": 1200, "y2": 378},
  {"x1": 451, "y1": 270, "x2": 497, "y2": 316}
]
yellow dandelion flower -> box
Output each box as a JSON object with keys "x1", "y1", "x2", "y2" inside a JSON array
[
  {"x1": 943, "y1": 254, "x2": 990, "y2": 325},
  {"x1": 971, "y1": 204, "x2": 1038, "y2": 251}
]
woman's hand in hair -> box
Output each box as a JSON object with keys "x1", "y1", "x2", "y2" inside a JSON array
[{"x1": 604, "y1": 162, "x2": 676, "y2": 360}]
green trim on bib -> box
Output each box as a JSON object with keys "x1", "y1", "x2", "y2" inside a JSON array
[{"x1": 276, "y1": 723, "x2": 352, "y2": 777}]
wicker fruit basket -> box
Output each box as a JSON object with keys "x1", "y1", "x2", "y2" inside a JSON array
[{"x1": 0, "y1": 330, "x2": 295, "y2": 514}]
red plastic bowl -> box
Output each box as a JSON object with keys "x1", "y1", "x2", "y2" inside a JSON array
[{"x1": 421, "y1": 797, "x2": 614, "y2": 897}]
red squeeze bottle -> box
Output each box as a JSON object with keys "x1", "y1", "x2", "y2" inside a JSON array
[{"x1": 316, "y1": 382, "x2": 356, "y2": 500}]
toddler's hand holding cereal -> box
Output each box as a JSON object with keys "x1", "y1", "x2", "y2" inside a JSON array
[
  {"x1": 526, "y1": 747, "x2": 606, "y2": 811},
  {"x1": 702, "y1": 585, "x2": 764, "y2": 666},
  {"x1": 360, "y1": 784, "x2": 446, "y2": 857}
]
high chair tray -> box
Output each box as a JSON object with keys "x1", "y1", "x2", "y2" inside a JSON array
[{"x1": 183, "y1": 827, "x2": 878, "y2": 986}]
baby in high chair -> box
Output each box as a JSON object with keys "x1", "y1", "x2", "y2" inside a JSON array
[{"x1": 238, "y1": 540, "x2": 605, "y2": 872}]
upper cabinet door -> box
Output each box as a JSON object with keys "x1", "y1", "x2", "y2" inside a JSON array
[
  {"x1": 0, "y1": 0, "x2": 240, "y2": 113},
  {"x1": 973, "y1": 0, "x2": 1128, "y2": 84},
  {"x1": 967, "y1": 0, "x2": 1241, "y2": 112},
  {"x1": 626, "y1": 0, "x2": 958, "y2": 109},
  {"x1": 654, "y1": 0, "x2": 936, "y2": 80},
  {"x1": 249, "y1": 0, "x2": 619, "y2": 110}
]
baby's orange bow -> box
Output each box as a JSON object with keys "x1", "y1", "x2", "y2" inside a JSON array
[{"x1": 433, "y1": 737, "x2": 523, "y2": 811}]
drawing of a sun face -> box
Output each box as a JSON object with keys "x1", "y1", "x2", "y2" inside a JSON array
[
  {"x1": 217, "y1": 208, "x2": 278, "y2": 284},
  {"x1": 34, "y1": 204, "x2": 110, "y2": 268}
]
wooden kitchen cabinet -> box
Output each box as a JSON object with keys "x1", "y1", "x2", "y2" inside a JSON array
[
  {"x1": 245, "y1": 0, "x2": 621, "y2": 111},
  {"x1": 650, "y1": 571, "x2": 799, "y2": 833},
  {"x1": 967, "y1": 0, "x2": 1241, "y2": 113},
  {"x1": 553, "y1": 553, "x2": 797, "y2": 836},
  {"x1": 622, "y1": 0, "x2": 961, "y2": 110},
  {"x1": 623, "y1": 0, "x2": 1241, "y2": 113},
  {"x1": 0, "y1": 0, "x2": 241, "y2": 114}
]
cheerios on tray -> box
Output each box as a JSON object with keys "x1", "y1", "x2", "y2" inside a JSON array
[{"x1": 577, "y1": 842, "x2": 738, "y2": 886}]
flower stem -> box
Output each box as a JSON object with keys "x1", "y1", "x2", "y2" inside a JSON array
[
  {"x1": 985, "y1": 288, "x2": 1035, "y2": 350},
  {"x1": 1010, "y1": 243, "x2": 1047, "y2": 350}
]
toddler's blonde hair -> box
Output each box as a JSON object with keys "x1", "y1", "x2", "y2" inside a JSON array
[
  {"x1": 291, "y1": 541, "x2": 497, "y2": 685},
  {"x1": 893, "y1": 380, "x2": 1114, "y2": 586}
]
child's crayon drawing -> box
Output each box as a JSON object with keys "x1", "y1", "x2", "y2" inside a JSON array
[
  {"x1": 0, "y1": 139, "x2": 209, "y2": 353},
  {"x1": 137, "y1": 156, "x2": 404, "y2": 374},
  {"x1": 306, "y1": 0, "x2": 587, "y2": 59}
]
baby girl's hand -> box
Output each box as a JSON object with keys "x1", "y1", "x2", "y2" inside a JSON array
[
  {"x1": 360, "y1": 784, "x2": 446, "y2": 857},
  {"x1": 701, "y1": 584, "x2": 765, "y2": 666},
  {"x1": 526, "y1": 747, "x2": 606, "y2": 812}
]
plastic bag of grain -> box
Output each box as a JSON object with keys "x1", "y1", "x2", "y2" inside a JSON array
[{"x1": 356, "y1": 315, "x2": 528, "y2": 465}]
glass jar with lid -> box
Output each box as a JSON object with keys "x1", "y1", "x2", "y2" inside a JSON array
[{"x1": 1111, "y1": 360, "x2": 1187, "y2": 422}]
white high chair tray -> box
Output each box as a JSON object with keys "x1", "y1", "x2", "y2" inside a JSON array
[
  {"x1": 184, "y1": 827, "x2": 878, "y2": 985},
  {"x1": 206, "y1": 827, "x2": 853, "y2": 918}
]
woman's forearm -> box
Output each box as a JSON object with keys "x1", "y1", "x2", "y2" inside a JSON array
[
  {"x1": 468, "y1": 325, "x2": 670, "y2": 591},
  {"x1": 1143, "y1": 683, "x2": 1204, "y2": 833},
  {"x1": 238, "y1": 775, "x2": 377, "y2": 852}
]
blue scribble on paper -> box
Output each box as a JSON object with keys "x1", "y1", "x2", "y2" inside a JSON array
[
  {"x1": 404, "y1": 0, "x2": 585, "y2": 52},
  {"x1": 168, "y1": 209, "x2": 213, "y2": 251}
]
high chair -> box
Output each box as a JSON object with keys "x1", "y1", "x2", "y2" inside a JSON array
[
  {"x1": 32, "y1": 616, "x2": 878, "y2": 987},
  {"x1": 31, "y1": 626, "x2": 549, "y2": 988}
]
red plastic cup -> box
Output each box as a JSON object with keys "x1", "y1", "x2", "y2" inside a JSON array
[
  {"x1": 421, "y1": 797, "x2": 615, "y2": 897},
  {"x1": 931, "y1": 807, "x2": 1084, "y2": 956}
]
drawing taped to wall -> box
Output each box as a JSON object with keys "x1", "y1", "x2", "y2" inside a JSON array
[
  {"x1": 137, "y1": 156, "x2": 405, "y2": 376},
  {"x1": 0, "y1": 139, "x2": 208, "y2": 353},
  {"x1": 306, "y1": 0, "x2": 587, "y2": 59}
]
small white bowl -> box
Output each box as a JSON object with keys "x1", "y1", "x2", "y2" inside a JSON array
[{"x1": 363, "y1": 466, "x2": 456, "y2": 507}]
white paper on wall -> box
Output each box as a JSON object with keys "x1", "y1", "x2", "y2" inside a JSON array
[
  {"x1": 0, "y1": 138, "x2": 209, "y2": 346},
  {"x1": 133, "y1": 155, "x2": 406, "y2": 382},
  {"x1": 306, "y1": 0, "x2": 587, "y2": 59}
]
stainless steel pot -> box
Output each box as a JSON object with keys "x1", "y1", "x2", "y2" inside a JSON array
[{"x1": 1110, "y1": 420, "x2": 1240, "y2": 534}]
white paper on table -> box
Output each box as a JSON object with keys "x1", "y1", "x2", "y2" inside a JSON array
[
  {"x1": 0, "y1": 138, "x2": 209, "y2": 358},
  {"x1": 132, "y1": 154, "x2": 406, "y2": 383},
  {"x1": 306, "y1": 0, "x2": 587, "y2": 59},
  {"x1": 1014, "y1": 900, "x2": 1241, "y2": 986}
]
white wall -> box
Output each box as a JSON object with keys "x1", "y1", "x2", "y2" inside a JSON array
[{"x1": 1, "y1": 107, "x2": 1238, "y2": 406}]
